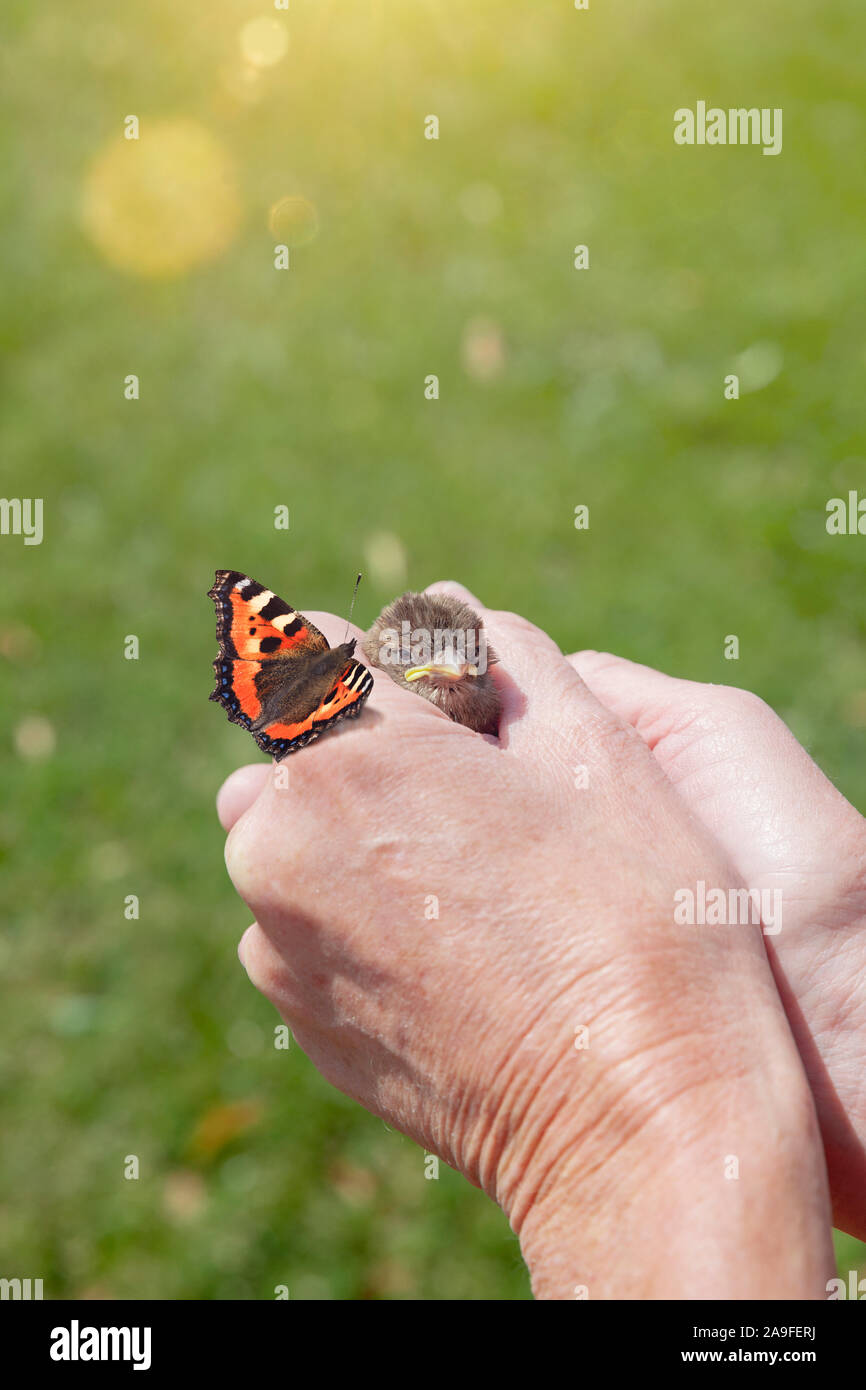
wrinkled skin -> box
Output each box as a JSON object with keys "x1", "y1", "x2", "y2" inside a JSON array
[
  {"x1": 217, "y1": 582, "x2": 864, "y2": 1297},
  {"x1": 568, "y1": 647, "x2": 866, "y2": 1241}
]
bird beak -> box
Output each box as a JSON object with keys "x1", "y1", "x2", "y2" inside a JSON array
[{"x1": 404, "y1": 660, "x2": 475, "y2": 682}]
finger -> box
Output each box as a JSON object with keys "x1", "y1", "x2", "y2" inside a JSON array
[
  {"x1": 238, "y1": 921, "x2": 297, "y2": 1008},
  {"x1": 424, "y1": 583, "x2": 624, "y2": 754},
  {"x1": 478, "y1": 608, "x2": 613, "y2": 750},
  {"x1": 303, "y1": 608, "x2": 364, "y2": 649},
  {"x1": 568, "y1": 650, "x2": 865, "y2": 891},
  {"x1": 238, "y1": 920, "x2": 273, "y2": 979},
  {"x1": 237, "y1": 922, "x2": 256, "y2": 968},
  {"x1": 217, "y1": 763, "x2": 270, "y2": 831},
  {"x1": 424, "y1": 579, "x2": 596, "y2": 711},
  {"x1": 423, "y1": 578, "x2": 486, "y2": 609},
  {"x1": 566, "y1": 651, "x2": 697, "y2": 746}
]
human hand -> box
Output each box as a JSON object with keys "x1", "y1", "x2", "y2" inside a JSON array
[
  {"x1": 217, "y1": 585, "x2": 834, "y2": 1298},
  {"x1": 569, "y1": 648, "x2": 866, "y2": 1240}
]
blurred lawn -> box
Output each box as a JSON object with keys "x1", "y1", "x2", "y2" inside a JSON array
[{"x1": 1, "y1": 0, "x2": 865, "y2": 1298}]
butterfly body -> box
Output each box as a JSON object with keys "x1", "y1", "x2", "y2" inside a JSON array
[{"x1": 208, "y1": 570, "x2": 373, "y2": 760}]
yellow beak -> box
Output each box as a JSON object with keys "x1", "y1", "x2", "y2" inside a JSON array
[{"x1": 404, "y1": 661, "x2": 477, "y2": 682}]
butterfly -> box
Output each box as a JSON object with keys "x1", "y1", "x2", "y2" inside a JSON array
[{"x1": 208, "y1": 570, "x2": 374, "y2": 760}]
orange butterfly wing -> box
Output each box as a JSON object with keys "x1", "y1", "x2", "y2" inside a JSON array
[
  {"x1": 256, "y1": 659, "x2": 374, "y2": 757},
  {"x1": 208, "y1": 571, "x2": 373, "y2": 759}
]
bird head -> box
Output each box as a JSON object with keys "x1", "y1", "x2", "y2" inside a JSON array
[{"x1": 363, "y1": 591, "x2": 502, "y2": 735}]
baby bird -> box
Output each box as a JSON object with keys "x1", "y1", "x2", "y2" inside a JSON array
[{"x1": 363, "y1": 591, "x2": 502, "y2": 735}]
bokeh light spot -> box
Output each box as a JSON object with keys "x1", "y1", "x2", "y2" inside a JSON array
[
  {"x1": 239, "y1": 17, "x2": 290, "y2": 69},
  {"x1": 163, "y1": 1171, "x2": 208, "y2": 1224},
  {"x1": 0, "y1": 623, "x2": 40, "y2": 662},
  {"x1": 363, "y1": 531, "x2": 408, "y2": 589},
  {"x1": 733, "y1": 341, "x2": 784, "y2": 394},
  {"x1": 82, "y1": 119, "x2": 241, "y2": 279},
  {"x1": 461, "y1": 318, "x2": 506, "y2": 382},
  {"x1": 14, "y1": 715, "x2": 56, "y2": 760},
  {"x1": 268, "y1": 195, "x2": 319, "y2": 247}
]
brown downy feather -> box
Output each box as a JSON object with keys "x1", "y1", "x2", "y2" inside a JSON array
[{"x1": 363, "y1": 591, "x2": 502, "y2": 735}]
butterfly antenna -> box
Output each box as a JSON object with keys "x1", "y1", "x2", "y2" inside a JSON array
[{"x1": 344, "y1": 573, "x2": 363, "y2": 642}]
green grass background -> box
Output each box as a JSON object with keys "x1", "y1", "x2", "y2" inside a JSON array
[{"x1": 1, "y1": 0, "x2": 864, "y2": 1298}]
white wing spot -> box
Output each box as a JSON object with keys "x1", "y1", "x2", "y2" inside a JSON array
[
  {"x1": 247, "y1": 589, "x2": 276, "y2": 614},
  {"x1": 272, "y1": 610, "x2": 299, "y2": 630}
]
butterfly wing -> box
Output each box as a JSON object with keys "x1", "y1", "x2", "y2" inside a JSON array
[
  {"x1": 210, "y1": 570, "x2": 328, "y2": 663},
  {"x1": 209, "y1": 570, "x2": 329, "y2": 731},
  {"x1": 254, "y1": 657, "x2": 374, "y2": 760},
  {"x1": 208, "y1": 570, "x2": 373, "y2": 759}
]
